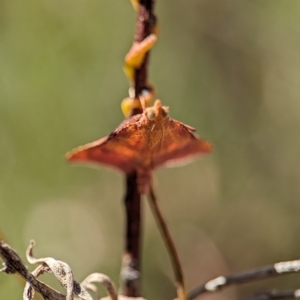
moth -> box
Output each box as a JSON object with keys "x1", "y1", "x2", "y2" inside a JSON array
[{"x1": 66, "y1": 100, "x2": 212, "y2": 194}]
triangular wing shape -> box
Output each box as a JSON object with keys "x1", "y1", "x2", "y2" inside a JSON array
[
  {"x1": 66, "y1": 116, "x2": 147, "y2": 174},
  {"x1": 152, "y1": 118, "x2": 212, "y2": 168}
]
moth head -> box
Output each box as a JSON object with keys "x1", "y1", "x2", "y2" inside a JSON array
[
  {"x1": 146, "y1": 108, "x2": 156, "y2": 120},
  {"x1": 146, "y1": 99, "x2": 169, "y2": 121}
]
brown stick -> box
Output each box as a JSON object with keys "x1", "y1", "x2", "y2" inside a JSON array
[
  {"x1": 121, "y1": 1, "x2": 155, "y2": 296},
  {"x1": 0, "y1": 240, "x2": 65, "y2": 300},
  {"x1": 121, "y1": 172, "x2": 142, "y2": 297},
  {"x1": 148, "y1": 186, "x2": 187, "y2": 300},
  {"x1": 134, "y1": 0, "x2": 154, "y2": 99},
  {"x1": 188, "y1": 259, "x2": 300, "y2": 300}
]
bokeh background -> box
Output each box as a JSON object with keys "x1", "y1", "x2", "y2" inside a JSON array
[{"x1": 1, "y1": 0, "x2": 300, "y2": 299}]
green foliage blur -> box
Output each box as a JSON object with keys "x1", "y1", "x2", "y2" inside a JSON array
[{"x1": 1, "y1": 0, "x2": 300, "y2": 299}]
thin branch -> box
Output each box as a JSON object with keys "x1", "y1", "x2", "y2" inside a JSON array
[
  {"x1": 0, "y1": 240, "x2": 98, "y2": 300},
  {"x1": 147, "y1": 186, "x2": 186, "y2": 300},
  {"x1": 188, "y1": 260, "x2": 300, "y2": 300},
  {"x1": 122, "y1": 172, "x2": 142, "y2": 297},
  {"x1": 26, "y1": 240, "x2": 92, "y2": 300},
  {"x1": 24, "y1": 264, "x2": 52, "y2": 300},
  {"x1": 133, "y1": 0, "x2": 154, "y2": 100},
  {"x1": 121, "y1": 0, "x2": 156, "y2": 297},
  {"x1": 242, "y1": 289, "x2": 300, "y2": 300},
  {"x1": 0, "y1": 229, "x2": 45, "y2": 300},
  {"x1": 0, "y1": 240, "x2": 65, "y2": 300}
]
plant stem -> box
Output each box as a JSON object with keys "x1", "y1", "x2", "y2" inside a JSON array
[
  {"x1": 121, "y1": 0, "x2": 155, "y2": 297},
  {"x1": 148, "y1": 186, "x2": 187, "y2": 300},
  {"x1": 121, "y1": 173, "x2": 142, "y2": 297}
]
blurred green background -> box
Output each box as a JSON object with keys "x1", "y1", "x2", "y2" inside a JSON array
[{"x1": 1, "y1": 0, "x2": 300, "y2": 299}]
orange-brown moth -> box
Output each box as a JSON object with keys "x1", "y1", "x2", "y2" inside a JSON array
[{"x1": 66, "y1": 100, "x2": 212, "y2": 194}]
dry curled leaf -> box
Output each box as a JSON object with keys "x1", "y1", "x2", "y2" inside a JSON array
[
  {"x1": 23, "y1": 264, "x2": 50, "y2": 300},
  {"x1": 67, "y1": 100, "x2": 211, "y2": 194},
  {"x1": 81, "y1": 273, "x2": 118, "y2": 300},
  {"x1": 26, "y1": 240, "x2": 92, "y2": 300},
  {"x1": 101, "y1": 297, "x2": 147, "y2": 300}
]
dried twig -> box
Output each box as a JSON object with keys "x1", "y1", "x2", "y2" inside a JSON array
[
  {"x1": 122, "y1": 0, "x2": 156, "y2": 297},
  {"x1": 122, "y1": 172, "x2": 142, "y2": 297},
  {"x1": 0, "y1": 229, "x2": 45, "y2": 300},
  {"x1": 26, "y1": 240, "x2": 92, "y2": 300},
  {"x1": 242, "y1": 289, "x2": 300, "y2": 300},
  {"x1": 148, "y1": 186, "x2": 186, "y2": 300},
  {"x1": 0, "y1": 240, "x2": 112, "y2": 300},
  {"x1": 188, "y1": 260, "x2": 300, "y2": 300},
  {"x1": 133, "y1": 0, "x2": 155, "y2": 99},
  {"x1": 24, "y1": 264, "x2": 51, "y2": 300},
  {"x1": 0, "y1": 240, "x2": 65, "y2": 300},
  {"x1": 2, "y1": 240, "x2": 135, "y2": 300}
]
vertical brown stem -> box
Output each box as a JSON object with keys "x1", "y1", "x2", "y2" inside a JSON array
[
  {"x1": 121, "y1": 0, "x2": 155, "y2": 297},
  {"x1": 121, "y1": 172, "x2": 142, "y2": 297},
  {"x1": 134, "y1": 1, "x2": 153, "y2": 99},
  {"x1": 148, "y1": 186, "x2": 187, "y2": 300}
]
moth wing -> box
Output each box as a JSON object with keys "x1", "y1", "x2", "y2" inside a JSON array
[
  {"x1": 66, "y1": 121, "x2": 146, "y2": 174},
  {"x1": 153, "y1": 119, "x2": 212, "y2": 168}
]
